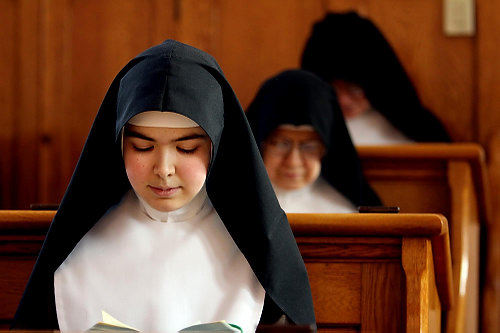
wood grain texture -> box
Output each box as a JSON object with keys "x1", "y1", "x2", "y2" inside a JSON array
[
  {"x1": 30, "y1": 0, "x2": 182, "y2": 207},
  {"x1": 306, "y1": 262, "x2": 361, "y2": 325},
  {"x1": 13, "y1": 0, "x2": 41, "y2": 210},
  {"x1": 40, "y1": 0, "x2": 162, "y2": 203},
  {"x1": 298, "y1": 240, "x2": 401, "y2": 260},
  {"x1": 0, "y1": 210, "x2": 54, "y2": 232},
  {"x1": 477, "y1": 1, "x2": 500, "y2": 146},
  {"x1": 290, "y1": 213, "x2": 453, "y2": 312},
  {"x1": 0, "y1": 209, "x2": 454, "y2": 311},
  {"x1": 290, "y1": 213, "x2": 446, "y2": 236},
  {"x1": 0, "y1": 212, "x2": 453, "y2": 331},
  {"x1": 402, "y1": 238, "x2": 431, "y2": 332},
  {"x1": 483, "y1": 132, "x2": 500, "y2": 333},
  {"x1": 359, "y1": 143, "x2": 490, "y2": 227},
  {"x1": 38, "y1": 0, "x2": 72, "y2": 206},
  {"x1": 359, "y1": 144, "x2": 491, "y2": 331},
  {"x1": 360, "y1": 263, "x2": 403, "y2": 332},
  {"x1": 175, "y1": 0, "x2": 218, "y2": 55},
  {"x1": 214, "y1": 0, "x2": 324, "y2": 108},
  {"x1": 358, "y1": 143, "x2": 485, "y2": 160},
  {"x1": 0, "y1": 259, "x2": 37, "y2": 322},
  {"x1": 447, "y1": 161, "x2": 480, "y2": 333},
  {"x1": 0, "y1": 1, "x2": 494, "y2": 211},
  {"x1": 0, "y1": 0, "x2": 16, "y2": 209}
]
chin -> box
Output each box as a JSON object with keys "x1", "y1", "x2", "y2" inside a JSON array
[
  {"x1": 148, "y1": 199, "x2": 182, "y2": 212},
  {"x1": 278, "y1": 182, "x2": 306, "y2": 191}
]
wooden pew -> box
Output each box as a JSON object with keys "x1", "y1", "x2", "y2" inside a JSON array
[
  {"x1": 290, "y1": 213, "x2": 453, "y2": 333},
  {"x1": 358, "y1": 143, "x2": 491, "y2": 333},
  {"x1": 0, "y1": 210, "x2": 53, "y2": 328},
  {"x1": 484, "y1": 134, "x2": 500, "y2": 333},
  {"x1": 0, "y1": 211, "x2": 452, "y2": 332}
]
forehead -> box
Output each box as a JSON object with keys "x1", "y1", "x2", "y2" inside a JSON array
[
  {"x1": 269, "y1": 128, "x2": 322, "y2": 141},
  {"x1": 125, "y1": 124, "x2": 208, "y2": 141}
]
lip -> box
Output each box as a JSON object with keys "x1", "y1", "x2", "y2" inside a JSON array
[
  {"x1": 148, "y1": 185, "x2": 181, "y2": 198},
  {"x1": 282, "y1": 172, "x2": 303, "y2": 179}
]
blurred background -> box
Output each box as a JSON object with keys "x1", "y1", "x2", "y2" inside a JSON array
[{"x1": 0, "y1": 0, "x2": 498, "y2": 209}]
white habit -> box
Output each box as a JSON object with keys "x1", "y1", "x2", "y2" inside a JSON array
[
  {"x1": 54, "y1": 187, "x2": 265, "y2": 333},
  {"x1": 346, "y1": 109, "x2": 414, "y2": 145},
  {"x1": 273, "y1": 177, "x2": 357, "y2": 213}
]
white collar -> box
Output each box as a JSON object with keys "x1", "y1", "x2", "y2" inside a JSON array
[
  {"x1": 272, "y1": 179, "x2": 315, "y2": 199},
  {"x1": 134, "y1": 185, "x2": 210, "y2": 223}
]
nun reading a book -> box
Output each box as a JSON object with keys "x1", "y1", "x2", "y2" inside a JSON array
[
  {"x1": 246, "y1": 70, "x2": 381, "y2": 213},
  {"x1": 12, "y1": 40, "x2": 315, "y2": 332}
]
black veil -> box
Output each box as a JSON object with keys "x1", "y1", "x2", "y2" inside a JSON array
[{"x1": 301, "y1": 11, "x2": 451, "y2": 142}]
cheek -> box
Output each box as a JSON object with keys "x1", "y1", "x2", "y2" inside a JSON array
[
  {"x1": 124, "y1": 154, "x2": 150, "y2": 185},
  {"x1": 177, "y1": 154, "x2": 210, "y2": 185},
  {"x1": 182, "y1": 159, "x2": 207, "y2": 176},
  {"x1": 305, "y1": 159, "x2": 322, "y2": 179}
]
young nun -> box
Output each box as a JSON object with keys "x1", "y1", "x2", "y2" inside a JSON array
[
  {"x1": 301, "y1": 11, "x2": 451, "y2": 145},
  {"x1": 13, "y1": 40, "x2": 315, "y2": 332},
  {"x1": 246, "y1": 70, "x2": 381, "y2": 214}
]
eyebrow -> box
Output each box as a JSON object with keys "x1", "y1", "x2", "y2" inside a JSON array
[
  {"x1": 124, "y1": 128, "x2": 207, "y2": 143},
  {"x1": 124, "y1": 128, "x2": 154, "y2": 141},
  {"x1": 174, "y1": 134, "x2": 208, "y2": 142}
]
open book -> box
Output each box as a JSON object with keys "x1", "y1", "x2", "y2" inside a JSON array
[{"x1": 87, "y1": 311, "x2": 242, "y2": 332}]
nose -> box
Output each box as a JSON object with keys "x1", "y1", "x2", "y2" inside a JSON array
[
  {"x1": 154, "y1": 149, "x2": 175, "y2": 179},
  {"x1": 282, "y1": 145, "x2": 302, "y2": 167}
]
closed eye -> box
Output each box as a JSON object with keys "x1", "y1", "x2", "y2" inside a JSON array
[
  {"x1": 133, "y1": 145, "x2": 154, "y2": 152},
  {"x1": 177, "y1": 146, "x2": 198, "y2": 154}
]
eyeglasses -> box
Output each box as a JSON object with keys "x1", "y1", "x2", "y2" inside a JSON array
[{"x1": 264, "y1": 139, "x2": 325, "y2": 158}]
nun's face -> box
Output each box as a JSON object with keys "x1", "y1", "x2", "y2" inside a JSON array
[
  {"x1": 262, "y1": 127, "x2": 325, "y2": 190},
  {"x1": 123, "y1": 124, "x2": 211, "y2": 212},
  {"x1": 332, "y1": 80, "x2": 372, "y2": 119}
]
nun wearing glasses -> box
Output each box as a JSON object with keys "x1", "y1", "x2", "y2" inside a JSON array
[{"x1": 246, "y1": 70, "x2": 382, "y2": 213}]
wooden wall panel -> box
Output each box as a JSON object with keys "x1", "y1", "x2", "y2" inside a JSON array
[
  {"x1": 214, "y1": 0, "x2": 324, "y2": 109},
  {"x1": 150, "y1": 0, "x2": 177, "y2": 43},
  {"x1": 13, "y1": 0, "x2": 41, "y2": 209},
  {"x1": 175, "y1": 0, "x2": 218, "y2": 55},
  {"x1": 68, "y1": 0, "x2": 161, "y2": 177},
  {"x1": 36, "y1": 0, "x2": 179, "y2": 205},
  {"x1": 38, "y1": 0, "x2": 71, "y2": 205},
  {"x1": 0, "y1": 0, "x2": 497, "y2": 213},
  {"x1": 477, "y1": 1, "x2": 500, "y2": 146},
  {"x1": 324, "y1": 0, "x2": 475, "y2": 141},
  {"x1": 0, "y1": 0, "x2": 16, "y2": 209}
]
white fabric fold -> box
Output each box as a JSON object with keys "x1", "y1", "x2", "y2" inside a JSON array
[
  {"x1": 346, "y1": 109, "x2": 414, "y2": 145},
  {"x1": 273, "y1": 177, "x2": 357, "y2": 213},
  {"x1": 54, "y1": 190, "x2": 265, "y2": 333}
]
